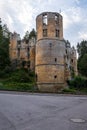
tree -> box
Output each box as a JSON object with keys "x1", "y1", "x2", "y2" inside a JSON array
[
  {"x1": 0, "y1": 18, "x2": 10, "y2": 70},
  {"x1": 78, "y1": 54, "x2": 87, "y2": 77},
  {"x1": 23, "y1": 28, "x2": 36, "y2": 41},
  {"x1": 77, "y1": 40, "x2": 87, "y2": 76},
  {"x1": 29, "y1": 28, "x2": 36, "y2": 39},
  {"x1": 23, "y1": 31, "x2": 29, "y2": 40},
  {"x1": 77, "y1": 40, "x2": 87, "y2": 57},
  {"x1": 0, "y1": 18, "x2": 3, "y2": 41}
]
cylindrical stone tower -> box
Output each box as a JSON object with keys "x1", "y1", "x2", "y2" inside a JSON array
[{"x1": 35, "y1": 12, "x2": 65, "y2": 92}]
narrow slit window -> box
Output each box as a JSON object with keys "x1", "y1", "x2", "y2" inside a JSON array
[
  {"x1": 54, "y1": 75, "x2": 57, "y2": 79},
  {"x1": 66, "y1": 50, "x2": 67, "y2": 54},
  {"x1": 18, "y1": 48, "x2": 20, "y2": 58},
  {"x1": 71, "y1": 59, "x2": 73, "y2": 63},
  {"x1": 55, "y1": 29, "x2": 59, "y2": 37},
  {"x1": 27, "y1": 60, "x2": 30, "y2": 68},
  {"x1": 49, "y1": 43, "x2": 52, "y2": 47},
  {"x1": 55, "y1": 58, "x2": 57, "y2": 62},
  {"x1": 43, "y1": 14, "x2": 48, "y2": 25},
  {"x1": 27, "y1": 47, "x2": 30, "y2": 59},
  {"x1": 43, "y1": 29, "x2": 47, "y2": 37}
]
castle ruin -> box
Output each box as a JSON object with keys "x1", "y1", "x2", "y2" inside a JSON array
[{"x1": 9, "y1": 12, "x2": 77, "y2": 92}]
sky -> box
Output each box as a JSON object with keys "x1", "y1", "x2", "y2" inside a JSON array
[{"x1": 0, "y1": 0, "x2": 87, "y2": 48}]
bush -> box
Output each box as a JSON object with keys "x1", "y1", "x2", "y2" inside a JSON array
[
  {"x1": 0, "y1": 68, "x2": 36, "y2": 92},
  {"x1": 4, "y1": 69, "x2": 35, "y2": 83},
  {"x1": 67, "y1": 76, "x2": 87, "y2": 89},
  {"x1": 0, "y1": 70, "x2": 6, "y2": 78},
  {"x1": 0, "y1": 82, "x2": 4, "y2": 87},
  {"x1": 62, "y1": 88, "x2": 76, "y2": 94}
]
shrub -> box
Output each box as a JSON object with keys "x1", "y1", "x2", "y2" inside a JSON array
[
  {"x1": 62, "y1": 88, "x2": 76, "y2": 94},
  {"x1": 0, "y1": 82, "x2": 3, "y2": 87},
  {"x1": 67, "y1": 76, "x2": 87, "y2": 89},
  {"x1": 5, "y1": 69, "x2": 35, "y2": 83}
]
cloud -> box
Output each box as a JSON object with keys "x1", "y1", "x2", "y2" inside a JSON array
[
  {"x1": 75, "y1": 0, "x2": 80, "y2": 4},
  {"x1": 62, "y1": 7, "x2": 82, "y2": 29},
  {"x1": 0, "y1": 0, "x2": 87, "y2": 47},
  {"x1": 78, "y1": 31, "x2": 87, "y2": 40}
]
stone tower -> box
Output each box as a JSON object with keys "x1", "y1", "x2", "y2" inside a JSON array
[{"x1": 35, "y1": 12, "x2": 66, "y2": 92}]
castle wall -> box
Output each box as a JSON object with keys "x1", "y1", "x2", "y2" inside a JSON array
[{"x1": 10, "y1": 32, "x2": 36, "y2": 70}]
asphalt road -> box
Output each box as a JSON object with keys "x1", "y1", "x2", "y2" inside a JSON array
[{"x1": 0, "y1": 92, "x2": 87, "y2": 130}]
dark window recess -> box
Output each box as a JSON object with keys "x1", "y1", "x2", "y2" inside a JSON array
[
  {"x1": 55, "y1": 29, "x2": 59, "y2": 37},
  {"x1": 71, "y1": 59, "x2": 73, "y2": 63},
  {"x1": 27, "y1": 60, "x2": 30, "y2": 68},
  {"x1": 43, "y1": 29, "x2": 47, "y2": 37},
  {"x1": 17, "y1": 40, "x2": 21, "y2": 45},
  {"x1": 22, "y1": 60, "x2": 26, "y2": 68},
  {"x1": 26, "y1": 39, "x2": 29, "y2": 44},
  {"x1": 54, "y1": 75, "x2": 57, "y2": 79},
  {"x1": 18, "y1": 48, "x2": 20, "y2": 57},
  {"x1": 49, "y1": 43, "x2": 52, "y2": 47},
  {"x1": 66, "y1": 50, "x2": 67, "y2": 54},
  {"x1": 43, "y1": 14, "x2": 47, "y2": 25},
  {"x1": 27, "y1": 47, "x2": 30, "y2": 59},
  {"x1": 55, "y1": 58, "x2": 57, "y2": 62},
  {"x1": 27, "y1": 47, "x2": 29, "y2": 52}
]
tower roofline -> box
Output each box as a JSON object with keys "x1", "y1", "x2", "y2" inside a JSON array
[{"x1": 36, "y1": 11, "x2": 62, "y2": 19}]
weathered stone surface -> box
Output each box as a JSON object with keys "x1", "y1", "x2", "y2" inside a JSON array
[
  {"x1": 35, "y1": 12, "x2": 65, "y2": 92},
  {"x1": 36, "y1": 12, "x2": 63, "y2": 40},
  {"x1": 9, "y1": 12, "x2": 77, "y2": 92}
]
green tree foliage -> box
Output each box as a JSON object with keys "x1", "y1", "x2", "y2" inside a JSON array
[
  {"x1": 29, "y1": 28, "x2": 36, "y2": 39},
  {"x1": 23, "y1": 28, "x2": 36, "y2": 41},
  {"x1": 0, "y1": 18, "x2": 10, "y2": 70},
  {"x1": 78, "y1": 54, "x2": 87, "y2": 77},
  {"x1": 77, "y1": 40, "x2": 87, "y2": 57},
  {"x1": 77, "y1": 40, "x2": 87, "y2": 76}
]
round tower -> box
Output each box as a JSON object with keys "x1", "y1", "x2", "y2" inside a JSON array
[{"x1": 35, "y1": 12, "x2": 65, "y2": 92}]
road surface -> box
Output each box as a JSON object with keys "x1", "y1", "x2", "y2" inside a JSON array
[{"x1": 0, "y1": 92, "x2": 87, "y2": 130}]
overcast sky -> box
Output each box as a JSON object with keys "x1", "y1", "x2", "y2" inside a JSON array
[{"x1": 0, "y1": 0, "x2": 87, "y2": 47}]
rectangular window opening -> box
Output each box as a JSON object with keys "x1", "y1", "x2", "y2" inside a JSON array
[
  {"x1": 54, "y1": 75, "x2": 57, "y2": 79},
  {"x1": 55, "y1": 58, "x2": 57, "y2": 62},
  {"x1": 55, "y1": 15, "x2": 59, "y2": 25},
  {"x1": 43, "y1": 29, "x2": 47, "y2": 37},
  {"x1": 71, "y1": 59, "x2": 73, "y2": 63},
  {"x1": 18, "y1": 48, "x2": 20, "y2": 58},
  {"x1": 43, "y1": 14, "x2": 48, "y2": 25},
  {"x1": 55, "y1": 29, "x2": 59, "y2": 37}
]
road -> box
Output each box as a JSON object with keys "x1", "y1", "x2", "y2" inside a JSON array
[{"x1": 0, "y1": 92, "x2": 87, "y2": 130}]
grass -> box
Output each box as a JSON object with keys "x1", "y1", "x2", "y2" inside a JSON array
[
  {"x1": 0, "y1": 69, "x2": 87, "y2": 94},
  {"x1": 0, "y1": 80, "x2": 36, "y2": 92},
  {"x1": 0, "y1": 68, "x2": 37, "y2": 92},
  {"x1": 62, "y1": 88, "x2": 77, "y2": 94}
]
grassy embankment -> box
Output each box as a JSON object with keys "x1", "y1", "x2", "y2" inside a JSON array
[
  {"x1": 0, "y1": 69, "x2": 36, "y2": 92},
  {"x1": 0, "y1": 70, "x2": 87, "y2": 95}
]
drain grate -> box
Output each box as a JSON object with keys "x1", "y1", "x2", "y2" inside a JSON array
[{"x1": 70, "y1": 118, "x2": 85, "y2": 123}]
